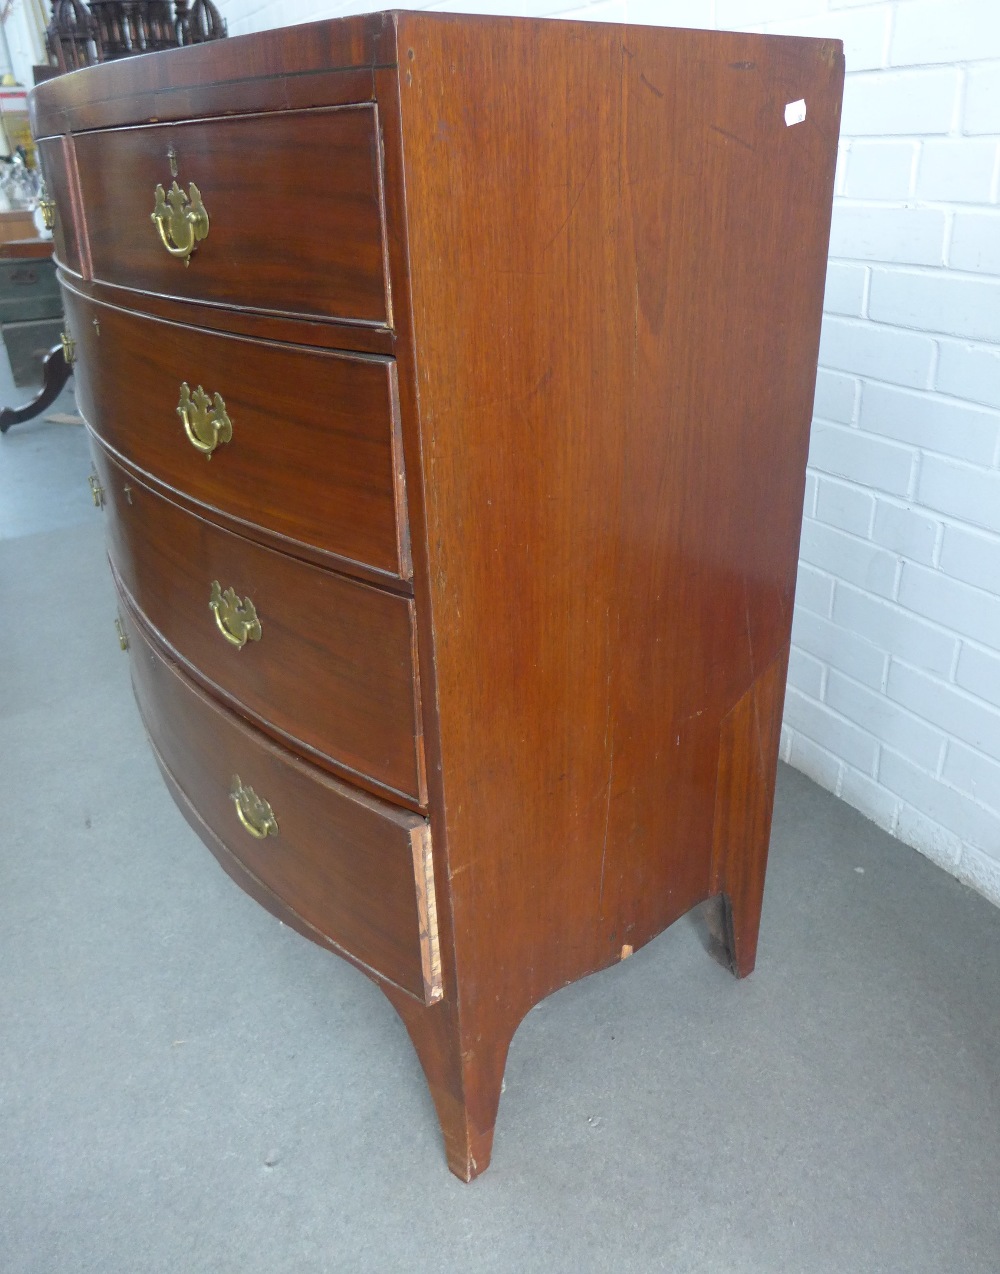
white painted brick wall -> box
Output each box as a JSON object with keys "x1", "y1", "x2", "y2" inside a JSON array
[
  {"x1": 936, "y1": 341, "x2": 1000, "y2": 409},
  {"x1": 964, "y1": 63, "x2": 1000, "y2": 133},
  {"x1": 859, "y1": 383, "x2": 999, "y2": 463},
  {"x1": 839, "y1": 68, "x2": 959, "y2": 136},
  {"x1": 917, "y1": 139, "x2": 999, "y2": 203},
  {"x1": 949, "y1": 211, "x2": 1000, "y2": 274},
  {"x1": 208, "y1": 0, "x2": 1000, "y2": 908},
  {"x1": 841, "y1": 140, "x2": 916, "y2": 199},
  {"x1": 819, "y1": 316, "x2": 935, "y2": 388},
  {"x1": 869, "y1": 268, "x2": 1000, "y2": 342},
  {"x1": 890, "y1": 0, "x2": 1000, "y2": 66}
]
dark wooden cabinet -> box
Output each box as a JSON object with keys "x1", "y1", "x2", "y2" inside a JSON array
[{"x1": 32, "y1": 12, "x2": 843, "y2": 1181}]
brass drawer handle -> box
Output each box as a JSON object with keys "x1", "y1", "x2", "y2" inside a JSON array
[
  {"x1": 60, "y1": 330, "x2": 75, "y2": 366},
  {"x1": 231, "y1": 775, "x2": 278, "y2": 839},
  {"x1": 177, "y1": 382, "x2": 232, "y2": 456},
  {"x1": 209, "y1": 580, "x2": 261, "y2": 648},
  {"x1": 114, "y1": 617, "x2": 129, "y2": 650},
  {"x1": 151, "y1": 180, "x2": 209, "y2": 265},
  {"x1": 88, "y1": 473, "x2": 105, "y2": 507},
  {"x1": 38, "y1": 182, "x2": 56, "y2": 230}
]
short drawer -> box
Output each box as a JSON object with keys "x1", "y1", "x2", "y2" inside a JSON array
[
  {"x1": 71, "y1": 105, "x2": 389, "y2": 325},
  {"x1": 36, "y1": 136, "x2": 84, "y2": 276},
  {"x1": 121, "y1": 602, "x2": 441, "y2": 1005},
  {"x1": 66, "y1": 288, "x2": 409, "y2": 580},
  {"x1": 93, "y1": 442, "x2": 425, "y2": 805}
]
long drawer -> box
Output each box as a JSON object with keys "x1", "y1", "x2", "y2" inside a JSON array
[
  {"x1": 66, "y1": 288, "x2": 409, "y2": 580},
  {"x1": 120, "y1": 601, "x2": 441, "y2": 1005},
  {"x1": 71, "y1": 105, "x2": 389, "y2": 325},
  {"x1": 93, "y1": 441, "x2": 425, "y2": 805}
]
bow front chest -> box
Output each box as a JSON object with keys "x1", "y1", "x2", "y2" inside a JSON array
[{"x1": 32, "y1": 12, "x2": 842, "y2": 1180}]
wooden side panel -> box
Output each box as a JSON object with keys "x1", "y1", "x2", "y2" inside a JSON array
[
  {"x1": 396, "y1": 16, "x2": 842, "y2": 1034},
  {"x1": 710, "y1": 646, "x2": 791, "y2": 978}
]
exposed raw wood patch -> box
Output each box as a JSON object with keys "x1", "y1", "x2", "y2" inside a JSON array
[{"x1": 412, "y1": 823, "x2": 443, "y2": 1003}]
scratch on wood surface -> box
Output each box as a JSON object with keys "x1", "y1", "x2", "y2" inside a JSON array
[
  {"x1": 743, "y1": 582, "x2": 767, "y2": 780},
  {"x1": 597, "y1": 741, "x2": 615, "y2": 917},
  {"x1": 596, "y1": 728, "x2": 611, "y2": 917},
  {"x1": 710, "y1": 123, "x2": 755, "y2": 152},
  {"x1": 597, "y1": 606, "x2": 617, "y2": 918},
  {"x1": 542, "y1": 151, "x2": 598, "y2": 250},
  {"x1": 632, "y1": 276, "x2": 640, "y2": 375},
  {"x1": 639, "y1": 72, "x2": 663, "y2": 99},
  {"x1": 743, "y1": 579, "x2": 756, "y2": 684},
  {"x1": 751, "y1": 679, "x2": 767, "y2": 780}
]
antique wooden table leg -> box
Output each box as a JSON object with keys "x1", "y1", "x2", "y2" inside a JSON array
[{"x1": 0, "y1": 343, "x2": 71, "y2": 434}]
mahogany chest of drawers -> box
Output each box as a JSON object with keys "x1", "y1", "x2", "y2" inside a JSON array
[{"x1": 32, "y1": 12, "x2": 843, "y2": 1180}]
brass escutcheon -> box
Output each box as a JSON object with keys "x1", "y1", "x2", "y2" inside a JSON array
[
  {"x1": 151, "y1": 180, "x2": 209, "y2": 265},
  {"x1": 60, "y1": 330, "x2": 75, "y2": 366},
  {"x1": 209, "y1": 580, "x2": 261, "y2": 648},
  {"x1": 88, "y1": 473, "x2": 104, "y2": 507},
  {"x1": 230, "y1": 775, "x2": 278, "y2": 839},
  {"x1": 176, "y1": 382, "x2": 232, "y2": 456}
]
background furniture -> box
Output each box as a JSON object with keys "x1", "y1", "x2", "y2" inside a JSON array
[
  {"x1": 31, "y1": 12, "x2": 843, "y2": 1180},
  {"x1": 44, "y1": 0, "x2": 225, "y2": 74},
  {"x1": 0, "y1": 236, "x2": 60, "y2": 385},
  {"x1": 0, "y1": 235, "x2": 71, "y2": 432}
]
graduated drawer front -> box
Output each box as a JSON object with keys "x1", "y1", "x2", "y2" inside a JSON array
[
  {"x1": 71, "y1": 105, "x2": 389, "y2": 325},
  {"x1": 93, "y1": 442, "x2": 425, "y2": 805},
  {"x1": 65, "y1": 289, "x2": 409, "y2": 580},
  {"x1": 121, "y1": 604, "x2": 441, "y2": 1005}
]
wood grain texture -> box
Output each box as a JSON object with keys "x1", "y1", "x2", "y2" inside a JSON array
[
  {"x1": 93, "y1": 441, "x2": 426, "y2": 806},
  {"x1": 64, "y1": 285, "x2": 409, "y2": 582},
  {"x1": 72, "y1": 106, "x2": 389, "y2": 325},
  {"x1": 711, "y1": 646, "x2": 792, "y2": 979},
  {"x1": 60, "y1": 274, "x2": 397, "y2": 358},
  {"x1": 121, "y1": 599, "x2": 440, "y2": 1005},
  {"x1": 392, "y1": 13, "x2": 842, "y2": 1176},
  {"x1": 0, "y1": 239, "x2": 54, "y2": 260},
  {"x1": 34, "y1": 13, "x2": 842, "y2": 1182},
  {"x1": 29, "y1": 14, "x2": 395, "y2": 137}
]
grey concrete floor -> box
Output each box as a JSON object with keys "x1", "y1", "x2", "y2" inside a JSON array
[{"x1": 2, "y1": 360, "x2": 999, "y2": 1273}]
